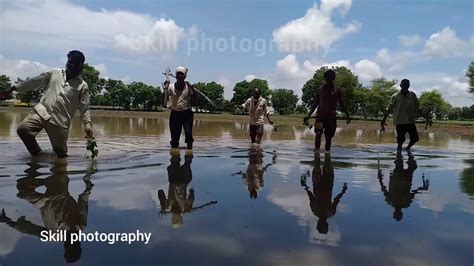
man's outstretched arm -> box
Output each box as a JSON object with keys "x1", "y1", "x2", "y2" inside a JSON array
[
  {"x1": 331, "y1": 183, "x2": 348, "y2": 210},
  {"x1": 0, "y1": 72, "x2": 52, "y2": 100}
]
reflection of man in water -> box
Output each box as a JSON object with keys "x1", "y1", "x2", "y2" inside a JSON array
[
  {"x1": 233, "y1": 147, "x2": 273, "y2": 199},
  {"x1": 301, "y1": 153, "x2": 347, "y2": 234},
  {"x1": 378, "y1": 155, "x2": 429, "y2": 221},
  {"x1": 0, "y1": 160, "x2": 94, "y2": 263},
  {"x1": 158, "y1": 154, "x2": 217, "y2": 228}
]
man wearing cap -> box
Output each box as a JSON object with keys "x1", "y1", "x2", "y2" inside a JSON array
[
  {"x1": 163, "y1": 67, "x2": 197, "y2": 150},
  {"x1": 238, "y1": 88, "x2": 273, "y2": 144},
  {"x1": 381, "y1": 79, "x2": 426, "y2": 151},
  {"x1": 0, "y1": 50, "x2": 92, "y2": 158}
]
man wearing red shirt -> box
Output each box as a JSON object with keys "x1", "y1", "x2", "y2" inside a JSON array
[{"x1": 304, "y1": 69, "x2": 351, "y2": 152}]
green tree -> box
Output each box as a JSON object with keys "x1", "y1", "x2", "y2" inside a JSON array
[
  {"x1": 365, "y1": 78, "x2": 398, "y2": 118},
  {"x1": 14, "y1": 77, "x2": 46, "y2": 103},
  {"x1": 128, "y1": 82, "x2": 157, "y2": 110},
  {"x1": 231, "y1": 78, "x2": 271, "y2": 104},
  {"x1": 221, "y1": 100, "x2": 234, "y2": 113},
  {"x1": 104, "y1": 79, "x2": 126, "y2": 109},
  {"x1": 460, "y1": 105, "x2": 474, "y2": 120},
  {"x1": 147, "y1": 86, "x2": 163, "y2": 111},
  {"x1": 295, "y1": 104, "x2": 308, "y2": 114},
  {"x1": 467, "y1": 61, "x2": 474, "y2": 93},
  {"x1": 82, "y1": 64, "x2": 101, "y2": 97},
  {"x1": 301, "y1": 66, "x2": 361, "y2": 114},
  {"x1": 271, "y1": 89, "x2": 298, "y2": 115},
  {"x1": 352, "y1": 85, "x2": 369, "y2": 119},
  {"x1": 0, "y1": 74, "x2": 11, "y2": 91},
  {"x1": 194, "y1": 81, "x2": 225, "y2": 111},
  {"x1": 419, "y1": 90, "x2": 450, "y2": 119},
  {"x1": 447, "y1": 107, "x2": 462, "y2": 120},
  {"x1": 460, "y1": 159, "x2": 474, "y2": 198}
]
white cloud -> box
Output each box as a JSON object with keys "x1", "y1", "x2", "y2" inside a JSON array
[
  {"x1": 269, "y1": 54, "x2": 351, "y2": 95},
  {"x1": 320, "y1": 0, "x2": 352, "y2": 15},
  {"x1": 218, "y1": 75, "x2": 233, "y2": 99},
  {"x1": 270, "y1": 54, "x2": 313, "y2": 94},
  {"x1": 423, "y1": 27, "x2": 474, "y2": 58},
  {"x1": 375, "y1": 48, "x2": 420, "y2": 74},
  {"x1": 0, "y1": 224, "x2": 21, "y2": 256},
  {"x1": 114, "y1": 18, "x2": 186, "y2": 54},
  {"x1": 0, "y1": 54, "x2": 51, "y2": 80},
  {"x1": 120, "y1": 76, "x2": 131, "y2": 84},
  {"x1": 375, "y1": 48, "x2": 392, "y2": 65},
  {"x1": 272, "y1": 2, "x2": 360, "y2": 54},
  {"x1": 390, "y1": 70, "x2": 472, "y2": 107},
  {"x1": 354, "y1": 59, "x2": 382, "y2": 82},
  {"x1": 245, "y1": 74, "x2": 257, "y2": 82},
  {"x1": 93, "y1": 63, "x2": 108, "y2": 78},
  {"x1": 2, "y1": 0, "x2": 192, "y2": 54},
  {"x1": 398, "y1": 34, "x2": 423, "y2": 47}
]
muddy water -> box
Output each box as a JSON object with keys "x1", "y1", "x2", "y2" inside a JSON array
[{"x1": 0, "y1": 110, "x2": 473, "y2": 266}]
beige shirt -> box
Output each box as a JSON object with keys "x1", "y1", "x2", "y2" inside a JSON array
[
  {"x1": 242, "y1": 97, "x2": 269, "y2": 125},
  {"x1": 168, "y1": 83, "x2": 193, "y2": 111},
  {"x1": 387, "y1": 91, "x2": 420, "y2": 125},
  {"x1": 17, "y1": 69, "x2": 92, "y2": 129}
]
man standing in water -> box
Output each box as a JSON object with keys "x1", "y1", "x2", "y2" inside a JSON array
[
  {"x1": 237, "y1": 88, "x2": 273, "y2": 144},
  {"x1": 163, "y1": 67, "x2": 197, "y2": 150},
  {"x1": 304, "y1": 69, "x2": 351, "y2": 153},
  {"x1": 0, "y1": 50, "x2": 92, "y2": 158},
  {"x1": 381, "y1": 79, "x2": 425, "y2": 151}
]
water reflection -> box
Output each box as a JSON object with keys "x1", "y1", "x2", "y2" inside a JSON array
[
  {"x1": 300, "y1": 153, "x2": 347, "y2": 234},
  {"x1": 378, "y1": 154, "x2": 430, "y2": 221},
  {"x1": 0, "y1": 159, "x2": 95, "y2": 263},
  {"x1": 158, "y1": 153, "x2": 217, "y2": 228},
  {"x1": 460, "y1": 159, "x2": 474, "y2": 198},
  {"x1": 232, "y1": 147, "x2": 274, "y2": 199}
]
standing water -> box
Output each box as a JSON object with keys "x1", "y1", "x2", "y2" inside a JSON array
[{"x1": 0, "y1": 109, "x2": 473, "y2": 266}]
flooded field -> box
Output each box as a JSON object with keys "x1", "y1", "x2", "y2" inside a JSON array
[{"x1": 0, "y1": 110, "x2": 473, "y2": 266}]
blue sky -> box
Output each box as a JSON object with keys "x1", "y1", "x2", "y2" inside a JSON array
[{"x1": 0, "y1": 0, "x2": 473, "y2": 106}]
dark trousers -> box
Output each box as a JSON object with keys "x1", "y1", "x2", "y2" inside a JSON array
[
  {"x1": 170, "y1": 109, "x2": 194, "y2": 148},
  {"x1": 396, "y1": 124, "x2": 419, "y2": 144}
]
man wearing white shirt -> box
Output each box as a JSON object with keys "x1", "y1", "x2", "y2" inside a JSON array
[
  {"x1": 0, "y1": 50, "x2": 93, "y2": 158},
  {"x1": 239, "y1": 88, "x2": 273, "y2": 144}
]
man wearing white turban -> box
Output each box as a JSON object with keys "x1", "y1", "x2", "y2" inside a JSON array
[{"x1": 163, "y1": 67, "x2": 197, "y2": 149}]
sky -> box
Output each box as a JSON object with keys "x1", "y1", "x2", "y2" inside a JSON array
[{"x1": 0, "y1": 0, "x2": 473, "y2": 106}]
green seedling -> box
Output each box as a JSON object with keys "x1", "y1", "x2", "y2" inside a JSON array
[{"x1": 86, "y1": 136, "x2": 99, "y2": 159}]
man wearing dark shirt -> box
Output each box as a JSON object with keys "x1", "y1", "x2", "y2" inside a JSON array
[{"x1": 304, "y1": 69, "x2": 351, "y2": 152}]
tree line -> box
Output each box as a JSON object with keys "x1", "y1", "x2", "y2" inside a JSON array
[{"x1": 0, "y1": 61, "x2": 473, "y2": 120}]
